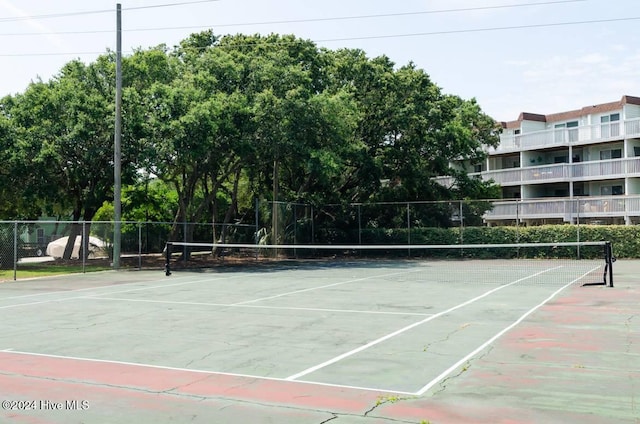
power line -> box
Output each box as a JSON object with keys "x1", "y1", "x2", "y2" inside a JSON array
[
  {"x1": 126, "y1": 0, "x2": 222, "y2": 12},
  {"x1": 0, "y1": 51, "x2": 107, "y2": 58},
  {"x1": 316, "y1": 15, "x2": 640, "y2": 43},
  {"x1": 0, "y1": 0, "x2": 593, "y2": 40},
  {"x1": 130, "y1": 0, "x2": 589, "y2": 30},
  {"x1": 0, "y1": 0, "x2": 222, "y2": 22},
  {"x1": 0, "y1": 0, "x2": 585, "y2": 27},
  {"x1": 0, "y1": 9, "x2": 111, "y2": 23},
  {"x1": 0, "y1": 29, "x2": 111, "y2": 37},
  {"x1": 0, "y1": 14, "x2": 637, "y2": 57}
]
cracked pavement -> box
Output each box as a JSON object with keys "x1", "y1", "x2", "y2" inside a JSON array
[{"x1": 0, "y1": 260, "x2": 638, "y2": 423}]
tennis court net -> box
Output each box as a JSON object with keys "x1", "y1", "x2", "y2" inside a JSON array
[{"x1": 163, "y1": 241, "x2": 615, "y2": 287}]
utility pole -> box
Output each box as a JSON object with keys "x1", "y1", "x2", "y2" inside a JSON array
[{"x1": 113, "y1": 3, "x2": 122, "y2": 268}]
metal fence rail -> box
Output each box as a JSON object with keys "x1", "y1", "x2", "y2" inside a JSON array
[{"x1": 2, "y1": 197, "x2": 637, "y2": 279}]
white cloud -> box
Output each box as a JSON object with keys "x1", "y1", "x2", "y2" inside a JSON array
[
  {"x1": 504, "y1": 59, "x2": 529, "y2": 66},
  {"x1": 578, "y1": 53, "x2": 608, "y2": 64},
  {"x1": 483, "y1": 47, "x2": 640, "y2": 119},
  {"x1": 611, "y1": 44, "x2": 628, "y2": 52}
]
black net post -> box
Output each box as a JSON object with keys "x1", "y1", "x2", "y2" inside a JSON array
[
  {"x1": 605, "y1": 241, "x2": 614, "y2": 288},
  {"x1": 164, "y1": 242, "x2": 172, "y2": 276}
]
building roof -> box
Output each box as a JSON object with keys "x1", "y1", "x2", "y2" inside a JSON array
[{"x1": 500, "y1": 95, "x2": 640, "y2": 129}]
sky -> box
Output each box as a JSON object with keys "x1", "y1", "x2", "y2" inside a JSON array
[{"x1": 0, "y1": 0, "x2": 638, "y2": 122}]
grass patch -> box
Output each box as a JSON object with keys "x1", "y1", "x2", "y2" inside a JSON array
[
  {"x1": 0, "y1": 256, "x2": 162, "y2": 282},
  {"x1": 0, "y1": 262, "x2": 112, "y2": 281}
]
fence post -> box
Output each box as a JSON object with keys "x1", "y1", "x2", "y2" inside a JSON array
[
  {"x1": 254, "y1": 198, "x2": 260, "y2": 259},
  {"x1": 183, "y1": 220, "x2": 187, "y2": 265},
  {"x1": 82, "y1": 221, "x2": 86, "y2": 273},
  {"x1": 138, "y1": 221, "x2": 142, "y2": 270},
  {"x1": 13, "y1": 221, "x2": 17, "y2": 281},
  {"x1": 516, "y1": 200, "x2": 520, "y2": 244},
  {"x1": 356, "y1": 204, "x2": 360, "y2": 245},
  {"x1": 406, "y1": 203, "x2": 411, "y2": 256},
  {"x1": 459, "y1": 200, "x2": 464, "y2": 245},
  {"x1": 272, "y1": 200, "x2": 278, "y2": 247},
  {"x1": 576, "y1": 198, "x2": 581, "y2": 259},
  {"x1": 254, "y1": 198, "x2": 259, "y2": 245}
]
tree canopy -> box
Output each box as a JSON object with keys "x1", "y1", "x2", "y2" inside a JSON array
[{"x1": 0, "y1": 31, "x2": 500, "y2": 241}]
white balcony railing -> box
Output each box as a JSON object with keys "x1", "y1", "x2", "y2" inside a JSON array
[
  {"x1": 494, "y1": 118, "x2": 640, "y2": 153},
  {"x1": 469, "y1": 157, "x2": 640, "y2": 186},
  {"x1": 484, "y1": 195, "x2": 640, "y2": 221}
]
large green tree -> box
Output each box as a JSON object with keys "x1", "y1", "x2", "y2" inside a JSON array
[
  {"x1": 3, "y1": 57, "x2": 142, "y2": 258},
  {"x1": 1, "y1": 30, "x2": 501, "y2": 248},
  {"x1": 0, "y1": 105, "x2": 21, "y2": 218}
]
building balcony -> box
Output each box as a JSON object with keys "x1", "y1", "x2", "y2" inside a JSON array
[
  {"x1": 473, "y1": 157, "x2": 640, "y2": 186},
  {"x1": 484, "y1": 195, "x2": 640, "y2": 223},
  {"x1": 493, "y1": 118, "x2": 640, "y2": 153}
]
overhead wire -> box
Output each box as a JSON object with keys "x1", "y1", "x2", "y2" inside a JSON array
[
  {"x1": 0, "y1": 0, "x2": 585, "y2": 30},
  {"x1": 315, "y1": 15, "x2": 640, "y2": 43},
  {"x1": 0, "y1": 0, "x2": 222, "y2": 22},
  {"x1": 0, "y1": 0, "x2": 592, "y2": 37},
  {"x1": 1, "y1": 0, "x2": 634, "y2": 58}
]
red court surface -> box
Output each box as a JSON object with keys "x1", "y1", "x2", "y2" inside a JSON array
[{"x1": 0, "y1": 260, "x2": 638, "y2": 423}]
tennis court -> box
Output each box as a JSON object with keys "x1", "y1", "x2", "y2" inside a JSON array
[{"x1": 0, "y1": 242, "x2": 637, "y2": 423}]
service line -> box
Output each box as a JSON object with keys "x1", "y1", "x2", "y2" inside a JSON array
[
  {"x1": 82, "y1": 296, "x2": 434, "y2": 317},
  {"x1": 414, "y1": 265, "x2": 601, "y2": 395},
  {"x1": 0, "y1": 274, "x2": 244, "y2": 310},
  {"x1": 231, "y1": 268, "x2": 427, "y2": 306},
  {"x1": 286, "y1": 266, "x2": 562, "y2": 381}
]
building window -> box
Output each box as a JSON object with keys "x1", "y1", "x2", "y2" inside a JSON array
[
  {"x1": 600, "y1": 185, "x2": 624, "y2": 195},
  {"x1": 601, "y1": 113, "x2": 620, "y2": 138},
  {"x1": 554, "y1": 121, "x2": 578, "y2": 128},
  {"x1": 554, "y1": 121, "x2": 579, "y2": 142},
  {"x1": 600, "y1": 149, "x2": 622, "y2": 160}
]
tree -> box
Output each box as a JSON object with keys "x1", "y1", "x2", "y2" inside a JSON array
[
  {"x1": 2, "y1": 30, "x2": 501, "y2": 249},
  {"x1": 0, "y1": 104, "x2": 20, "y2": 218},
  {"x1": 4, "y1": 57, "x2": 142, "y2": 258},
  {"x1": 315, "y1": 52, "x2": 500, "y2": 230}
]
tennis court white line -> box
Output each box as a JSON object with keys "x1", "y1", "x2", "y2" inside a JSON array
[
  {"x1": 285, "y1": 266, "x2": 562, "y2": 381},
  {"x1": 231, "y1": 268, "x2": 426, "y2": 306},
  {"x1": 81, "y1": 296, "x2": 435, "y2": 317},
  {"x1": 0, "y1": 296, "x2": 91, "y2": 311},
  {"x1": 414, "y1": 265, "x2": 601, "y2": 396},
  {"x1": 0, "y1": 274, "x2": 245, "y2": 310},
  {"x1": 0, "y1": 349, "x2": 416, "y2": 396},
  {"x1": 0, "y1": 272, "x2": 208, "y2": 301}
]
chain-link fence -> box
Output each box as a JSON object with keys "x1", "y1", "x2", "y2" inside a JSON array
[
  {"x1": 0, "y1": 219, "x2": 257, "y2": 275},
  {"x1": 255, "y1": 197, "x2": 639, "y2": 246},
  {"x1": 255, "y1": 199, "x2": 571, "y2": 246},
  {"x1": 2, "y1": 196, "x2": 637, "y2": 275}
]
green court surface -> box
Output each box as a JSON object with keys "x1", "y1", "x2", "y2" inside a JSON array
[{"x1": 0, "y1": 258, "x2": 637, "y2": 423}]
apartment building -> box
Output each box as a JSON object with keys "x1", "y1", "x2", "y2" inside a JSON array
[{"x1": 447, "y1": 95, "x2": 640, "y2": 226}]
